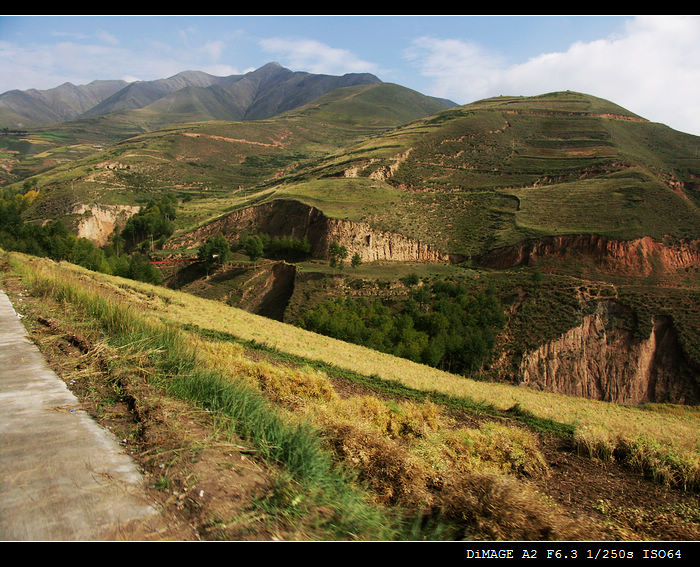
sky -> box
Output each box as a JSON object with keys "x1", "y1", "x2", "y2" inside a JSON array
[{"x1": 1, "y1": 15, "x2": 700, "y2": 136}]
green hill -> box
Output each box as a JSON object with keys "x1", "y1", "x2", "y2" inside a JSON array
[
  {"x1": 264, "y1": 91, "x2": 700, "y2": 256},
  {"x1": 7, "y1": 82, "x2": 453, "y2": 234},
  {"x1": 0, "y1": 63, "x2": 408, "y2": 186}
]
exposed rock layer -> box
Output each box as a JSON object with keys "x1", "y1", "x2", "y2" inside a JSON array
[
  {"x1": 478, "y1": 234, "x2": 700, "y2": 277},
  {"x1": 518, "y1": 301, "x2": 699, "y2": 405},
  {"x1": 73, "y1": 204, "x2": 140, "y2": 246},
  {"x1": 166, "y1": 199, "x2": 456, "y2": 263}
]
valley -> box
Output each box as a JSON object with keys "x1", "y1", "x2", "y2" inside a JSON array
[{"x1": 1, "y1": 64, "x2": 699, "y2": 541}]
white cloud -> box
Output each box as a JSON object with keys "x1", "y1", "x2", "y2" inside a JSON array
[
  {"x1": 203, "y1": 40, "x2": 225, "y2": 61},
  {"x1": 259, "y1": 37, "x2": 380, "y2": 76},
  {"x1": 96, "y1": 30, "x2": 119, "y2": 46},
  {"x1": 0, "y1": 38, "x2": 225, "y2": 91},
  {"x1": 407, "y1": 16, "x2": 700, "y2": 136},
  {"x1": 200, "y1": 64, "x2": 244, "y2": 77}
]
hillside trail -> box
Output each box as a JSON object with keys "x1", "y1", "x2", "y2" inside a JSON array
[{"x1": 0, "y1": 290, "x2": 169, "y2": 541}]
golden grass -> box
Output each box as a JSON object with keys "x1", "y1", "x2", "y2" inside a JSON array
[
  {"x1": 11, "y1": 254, "x2": 700, "y2": 488},
  {"x1": 156, "y1": 287, "x2": 700, "y2": 453},
  {"x1": 184, "y1": 317, "x2": 569, "y2": 537},
  {"x1": 12, "y1": 253, "x2": 700, "y2": 538}
]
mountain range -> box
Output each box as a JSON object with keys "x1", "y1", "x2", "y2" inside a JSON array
[{"x1": 0, "y1": 62, "x2": 454, "y2": 130}]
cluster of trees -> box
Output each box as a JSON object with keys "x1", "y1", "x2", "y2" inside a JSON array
[
  {"x1": 238, "y1": 233, "x2": 312, "y2": 262},
  {"x1": 196, "y1": 232, "x2": 314, "y2": 272},
  {"x1": 329, "y1": 241, "x2": 362, "y2": 269},
  {"x1": 196, "y1": 233, "x2": 366, "y2": 272},
  {"x1": 0, "y1": 188, "x2": 169, "y2": 284},
  {"x1": 263, "y1": 234, "x2": 312, "y2": 260},
  {"x1": 118, "y1": 195, "x2": 177, "y2": 252},
  {"x1": 197, "y1": 233, "x2": 231, "y2": 272},
  {"x1": 297, "y1": 279, "x2": 506, "y2": 375}
]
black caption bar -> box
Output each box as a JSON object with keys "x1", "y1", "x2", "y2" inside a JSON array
[{"x1": 462, "y1": 541, "x2": 697, "y2": 562}]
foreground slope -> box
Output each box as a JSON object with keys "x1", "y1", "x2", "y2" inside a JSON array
[{"x1": 2, "y1": 251, "x2": 699, "y2": 540}]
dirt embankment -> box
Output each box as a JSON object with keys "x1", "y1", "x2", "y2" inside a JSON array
[
  {"x1": 236, "y1": 261, "x2": 296, "y2": 321},
  {"x1": 165, "y1": 199, "x2": 456, "y2": 264},
  {"x1": 477, "y1": 234, "x2": 700, "y2": 278},
  {"x1": 168, "y1": 260, "x2": 297, "y2": 322},
  {"x1": 73, "y1": 204, "x2": 140, "y2": 246},
  {"x1": 517, "y1": 301, "x2": 700, "y2": 405}
]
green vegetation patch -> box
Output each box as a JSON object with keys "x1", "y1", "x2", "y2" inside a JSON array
[{"x1": 507, "y1": 174, "x2": 700, "y2": 241}]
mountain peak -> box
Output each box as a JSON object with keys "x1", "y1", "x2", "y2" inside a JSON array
[{"x1": 0, "y1": 63, "x2": 389, "y2": 129}]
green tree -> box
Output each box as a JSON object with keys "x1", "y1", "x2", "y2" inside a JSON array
[
  {"x1": 198, "y1": 233, "x2": 231, "y2": 272},
  {"x1": 328, "y1": 241, "x2": 348, "y2": 269},
  {"x1": 351, "y1": 252, "x2": 362, "y2": 268},
  {"x1": 400, "y1": 272, "x2": 420, "y2": 287},
  {"x1": 244, "y1": 235, "x2": 264, "y2": 262},
  {"x1": 119, "y1": 196, "x2": 176, "y2": 251},
  {"x1": 127, "y1": 254, "x2": 162, "y2": 284}
]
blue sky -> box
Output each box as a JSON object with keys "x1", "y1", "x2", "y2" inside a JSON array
[{"x1": 1, "y1": 15, "x2": 700, "y2": 135}]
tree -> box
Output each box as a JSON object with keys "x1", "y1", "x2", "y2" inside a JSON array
[
  {"x1": 351, "y1": 252, "x2": 362, "y2": 268},
  {"x1": 328, "y1": 241, "x2": 348, "y2": 269},
  {"x1": 198, "y1": 233, "x2": 231, "y2": 272},
  {"x1": 244, "y1": 235, "x2": 264, "y2": 262},
  {"x1": 400, "y1": 272, "x2": 420, "y2": 287},
  {"x1": 119, "y1": 196, "x2": 176, "y2": 252},
  {"x1": 127, "y1": 254, "x2": 162, "y2": 284}
]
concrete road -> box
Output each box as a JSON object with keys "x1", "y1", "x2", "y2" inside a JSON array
[{"x1": 0, "y1": 290, "x2": 158, "y2": 540}]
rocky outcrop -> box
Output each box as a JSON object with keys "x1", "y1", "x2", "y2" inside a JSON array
[
  {"x1": 166, "y1": 199, "x2": 455, "y2": 263},
  {"x1": 478, "y1": 234, "x2": 700, "y2": 277},
  {"x1": 518, "y1": 301, "x2": 699, "y2": 405},
  {"x1": 73, "y1": 204, "x2": 140, "y2": 246}
]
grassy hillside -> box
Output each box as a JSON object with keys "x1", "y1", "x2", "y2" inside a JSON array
[
  {"x1": 2, "y1": 250, "x2": 699, "y2": 541},
  {"x1": 4, "y1": 83, "x2": 450, "y2": 233},
  {"x1": 263, "y1": 91, "x2": 700, "y2": 256},
  {"x1": 7, "y1": 90, "x2": 699, "y2": 259}
]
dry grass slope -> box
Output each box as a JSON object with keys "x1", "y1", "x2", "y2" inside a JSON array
[{"x1": 3, "y1": 251, "x2": 699, "y2": 540}]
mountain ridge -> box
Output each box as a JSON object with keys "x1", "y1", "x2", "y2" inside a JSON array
[{"x1": 0, "y1": 62, "x2": 418, "y2": 129}]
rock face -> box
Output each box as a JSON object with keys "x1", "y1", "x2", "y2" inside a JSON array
[
  {"x1": 73, "y1": 204, "x2": 140, "y2": 246},
  {"x1": 478, "y1": 234, "x2": 700, "y2": 277},
  {"x1": 237, "y1": 261, "x2": 296, "y2": 321},
  {"x1": 166, "y1": 199, "x2": 455, "y2": 263},
  {"x1": 518, "y1": 301, "x2": 699, "y2": 405}
]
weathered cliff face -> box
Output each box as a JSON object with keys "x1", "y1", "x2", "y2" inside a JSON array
[
  {"x1": 236, "y1": 261, "x2": 296, "y2": 321},
  {"x1": 73, "y1": 204, "x2": 140, "y2": 246},
  {"x1": 518, "y1": 301, "x2": 699, "y2": 405},
  {"x1": 166, "y1": 199, "x2": 454, "y2": 263},
  {"x1": 478, "y1": 234, "x2": 700, "y2": 277},
  {"x1": 321, "y1": 216, "x2": 449, "y2": 263},
  {"x1": 171, "y1": 260, "x2": 296, "y2": 322}
]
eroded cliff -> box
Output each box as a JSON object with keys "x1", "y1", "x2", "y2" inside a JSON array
[
  {"x1": 166, "y1": 199, "x2": 454, "y2": 263},
  {"x1": 478, "y1": 234, "x2": 700, "y2": 278},
  {"x1": 73, "y1": 203, "x2": 140, "y2": 246},
  {"x1": 517, "y1": 301, "x2": 699, "y2": 405}
]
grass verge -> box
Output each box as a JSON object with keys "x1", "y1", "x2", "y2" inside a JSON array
[
  {"x1": 6, "y1": 253, "x2": 406, "y2": 540},
  {"x1": 4, "y1": 252, "x2": 699, "y2": 541}
]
